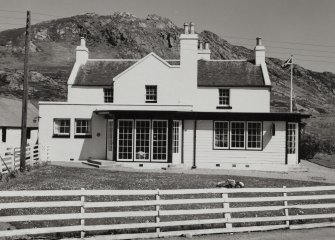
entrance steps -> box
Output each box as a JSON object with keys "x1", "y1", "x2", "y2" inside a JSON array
[{"x1": 82, "y1": 159, "x2": 122, "y2": 168}]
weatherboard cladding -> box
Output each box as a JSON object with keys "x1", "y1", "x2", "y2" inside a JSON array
[
  {"x1": 73, "y1": 59, "x2": 264, "y2": 87},
  {"x1": 197, "y1": 60, "x2": 265, "y2": 87}
]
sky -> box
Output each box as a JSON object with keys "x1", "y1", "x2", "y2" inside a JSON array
[{"x1": 0, "y1": 0, "x2": 334, "y2": 73}]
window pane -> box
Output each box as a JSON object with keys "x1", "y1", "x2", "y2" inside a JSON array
[
  {"x1": 219, "y1": 89, "x2": 230, "y2": 106},
  {"x1": 287, "y1": 123, "x2": 297, "y2": 154},
  {"x1": 152, "y1": 120, "x2": 167, "y2": 161},
  {"x1": 54, "y1": 119, "x2": 70, "y2": 135},
  {"x1": 104, "y1": 87, "x2": 114, "y2": 103},
  {"x1": 118, "y1": 120, "x2": 133, "y2": 160},
  {"x1": 214, "y1": 121, "x2": 229, "y2": 149},
  {"x1": 173, "y1": 121, "x2": 180, "y2": 153},
  {"x1": 146, "y1": 85, "x2": 157, "y2": 102},
  {"x1": 231, "y1": 122, "x2": 245, "y2": 148},
  {"x1": 247, "y1": 122, "x2": 262, "y2": 149},
  {"x1": 75, "y1": 119, "x2": 91, "y2": 135},
  {"x1": 135, "y1": 120, "x2": 150, "y2": 160}
]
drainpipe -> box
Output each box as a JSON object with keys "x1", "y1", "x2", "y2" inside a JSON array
[{"x1": 192, "y1": 120, "x2": 197, "y2": 169}]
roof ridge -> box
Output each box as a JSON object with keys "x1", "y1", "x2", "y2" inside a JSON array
[
  {"x1": 88, "y1": 59, "x2": 139, "y2": 62},
  {"x1": 200, "y1": 59, "x2": 248, "y2": 62}
]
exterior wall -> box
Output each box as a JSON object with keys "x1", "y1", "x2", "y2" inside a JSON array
[
  {"x1": 195, "y1": 120, "x2": 287, "y2": 171},
  {"x1": 39, "y1": 104, "x2": 107, "y2": 161},
  {"x1": 194, "y1": 88, "x2": 270, "y2": 112},
  {"x1": 115, "y1": 56, "x2": 182, "y2": 105},
  {"x1": 0, "y1": 128, "x2": 38, "y2": 152},
  {"x1": 183, "y1": 120, "x2": 195, "y2": 167},
  {"x1": 68, "y1": 86, "x2": 107, "y2": 103}
]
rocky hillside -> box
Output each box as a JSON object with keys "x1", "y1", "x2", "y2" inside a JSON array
[{"x1": 0, "y1": 12, "x2": 334, "y2": 140}]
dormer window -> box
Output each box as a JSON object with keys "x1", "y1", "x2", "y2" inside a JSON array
[
  {"x1": 217, "y1": 88, "x2": 232, "y2": 109},
  {"x1": 104, "y1": 87, "x2": 113, "y2": 103},
  {"x1": 145, "y1": 85, "x2": 157, "y2": 103}
]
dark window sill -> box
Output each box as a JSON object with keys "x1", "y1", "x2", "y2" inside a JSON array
[
  {"x1": 216, "y1": 106, "x2": 232, "y2": 109},
  {"x1": 145, "y1": 101, "x2": 157, "y2": 103},
  {"x1": 74, "y1": 135, "x2": 92, "y2": 139},
  {"x1": 53, "y1": 134, "x2": 70, "y2": 138}
]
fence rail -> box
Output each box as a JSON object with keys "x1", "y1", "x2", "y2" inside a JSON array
[
  {"x1": 0, "y1": 186, "x2": 335, "y2": 239},
  {"x1": 0, "y1": 145, "x2": 49, "y2": 173}
]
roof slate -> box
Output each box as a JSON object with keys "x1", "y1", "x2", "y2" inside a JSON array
[
  {"x1": 0, "y1": 97, "x2": 38, "y2": 128},
  {"x1": 197, "y1": 60, "x2": 265, "y2": 87},
  {"x1": 73, "y1": 61, "x2": 138, "y2": 86}
]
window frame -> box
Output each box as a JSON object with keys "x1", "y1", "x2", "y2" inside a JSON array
[
  {"x1": 74, "y1": 118, "x2": 92, "y2": 138},
  {"x1": 53, "y1": 118, "x2": 71, "y2": 138},
  {"x1": 103, "y1": 87, "x2": 114, "y2": 103},
  {"x1": 230, "y1": 121, "x2": 246, "y2": 150},
  {"x1": 134, "y1": 119, "x2": 151, "y2": 161},
  {"x1": 117, "y1": 119, "x2": 134, "y2": 161},
  {"x1": 145, "y1": 85, "x2": 158, "y2": 103},
  {"x1": 218, "y1": 88, "x2": 230, "y2": 107},
  {"x1": 213, "y1": 121, "x2": 229, "y2": 150},
  {"x1": 246, "y1": 121, "x2": 263, "y2": 150},
  {"x1": 151, "y1": 120, "x2": 168, "y2": 162}
]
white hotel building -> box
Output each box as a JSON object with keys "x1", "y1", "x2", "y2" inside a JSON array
[{"x1": 39, "y1": 22, "x2": 308, "y2": 171}]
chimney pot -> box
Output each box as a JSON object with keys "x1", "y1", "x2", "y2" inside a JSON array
[
  {"x1": 80, "y1": 37, "x2": 86, "y2": 47},
  {"x1": 184, "y1": 22, "x2": 189, "y2": 34},
  {"x1": 189, "y1": 22, "x2": 195, "y2": 34},
  {"x1": 256, "y1": 37, "x2": 262, "y2": 46},
  {"x1": 204, "y1": 42, "x2": 209, "y2": 50},
  {"x1": 198, "y1": 40, "x2": 203, "y2": 50}
]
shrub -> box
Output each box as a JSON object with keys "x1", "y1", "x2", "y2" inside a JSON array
[{"x1": 300, "y1": 134, "x2": 335, "y2": 159}]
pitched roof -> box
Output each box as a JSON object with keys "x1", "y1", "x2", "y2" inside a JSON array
[
  {"x1": 0, "y1": 97, "x2": 38, "y2": 128},
  {"x1": 73, "y1": 60, "x2": 138, "y2": 86},
  {"x1": 197, "y1": 60, "x2": 265, "y2": 87}
]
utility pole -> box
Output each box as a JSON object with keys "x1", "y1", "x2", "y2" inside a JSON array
[
  {"x1": 290, "y1": 55, "x2": 293, "y2": 113},
  {"x1": 20, "y1": 10, "x2": 31, "y2": 172}
]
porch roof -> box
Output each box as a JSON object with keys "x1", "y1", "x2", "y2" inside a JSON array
[{"x1": 95, "y1": 109, "x2": 310, "y2": 122}]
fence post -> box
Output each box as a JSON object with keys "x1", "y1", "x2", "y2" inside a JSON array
[
  {"x1": 283, "y1": 186, "x2": 290, "y2": 227},
  {"x1": 81, "y1": 188, "x2": 85, "y2": 238},
  {"x1": 11, "y1": 148, "x2": 15, "y2": 171},
  {"x1": 155, "y1": 189, "x2": 160, "y2": 236},
  {"x1": 30, "y1": 146, "x2": 34, "y2": 166},
  {"x1": 222, "y1": 192, "x2": 232, "y2": 229}
]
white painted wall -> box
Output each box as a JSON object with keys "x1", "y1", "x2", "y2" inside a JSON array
[
  {"x1": 68, "y1": 86, "x2": 106, "y2": 103},
  {"x1": 39, "y1": 104, "x2": 107, "y2": 161},
  {"x1": 194, "y1": 88, "x2": 270, "y2": 112},
  {"x1": 0, "y1": 128, "x2": 38, "y2": 152},
  {"x1": 183, "y1": 120, "x2": 195, "y2": 167},
  {"x1": 115, "y1": 55, "x2": 183, "y2": 105},
  {"x1": 195, "y1": 120, "x2": 287, "y2": 171}
]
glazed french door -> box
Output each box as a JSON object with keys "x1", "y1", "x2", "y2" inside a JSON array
[
  {"x1": 287, "y1": 122, "x2": 298, "y2": 165},
  {"x1": 151, "y1": 120, "x2": 168, "y2": 162},
  {"x1": 106, "y1": 120, "x2": 114, "y2": 160},
  {"x1": 172, "y1": 120, "x2": 182, "y2": 164}
]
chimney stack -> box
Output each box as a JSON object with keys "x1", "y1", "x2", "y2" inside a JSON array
[
  {"x1": 254, "y1": 37, "x2": 265, "y2": 65},
  {"x1": 76, "y1": 37, "x2": 89, "y2": 64}
]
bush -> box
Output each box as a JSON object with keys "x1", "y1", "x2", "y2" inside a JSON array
[{"x1": 301, "y1": 134, "x2": 335, "y2": 159}]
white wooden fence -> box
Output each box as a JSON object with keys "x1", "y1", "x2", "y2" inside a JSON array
[
  {"x1": 1, "y1": 186, "x2": 335, "y2": 239},
  {"x1": 0, "y1": 145, "x2": 49, "y2": 173}
]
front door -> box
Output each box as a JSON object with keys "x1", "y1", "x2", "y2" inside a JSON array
[
  {"x1": 107, "y1": 119, "x2": 114, "y2": 160},
  {"x1": 287, "y1": 122, "x2": 298, "y2": 165},
  {"x1": 172, "y1": 120, "x2": 182, "y2": 164}
]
